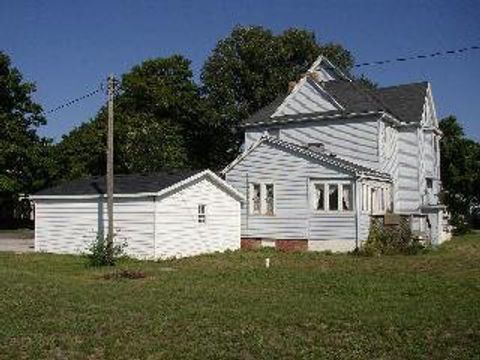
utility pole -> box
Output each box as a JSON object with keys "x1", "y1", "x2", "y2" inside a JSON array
[{"x1": 106, "y1": 74, "x2": 115, "y2": 261}]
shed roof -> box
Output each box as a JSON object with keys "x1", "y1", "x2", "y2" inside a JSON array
[
  {"x1": 34, "y1": 170, "x2": 202, "y2": 196},
  {"x1": 31, "y1": 170, "x2": 245, "y2": 201}
]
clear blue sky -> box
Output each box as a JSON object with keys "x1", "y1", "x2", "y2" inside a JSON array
[{"x1": 1, "y1": 0, "x2": 479, "y2": 140}]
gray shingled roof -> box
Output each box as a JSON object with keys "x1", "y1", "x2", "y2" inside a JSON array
[
  {"x1": 34, "y1": 170, "x2": 202, "y2": 196},
  {"x1": 373, "y1": 82, "x2": 428, "y2": 124},
  {"x1": 243, "y1": 81, "x2": 428, "y2": 126}
]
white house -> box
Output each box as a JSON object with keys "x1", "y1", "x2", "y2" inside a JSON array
[
  {"x1": 223, "y1": 56, "x2": 451, "y2": 252},
  {"x1": 30, "y1": 170, "x2": 244, "y2": 259}
]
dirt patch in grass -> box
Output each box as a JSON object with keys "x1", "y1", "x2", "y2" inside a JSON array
[{"x1": 102, "y1": 269, "x2": 147, "y2": 280}]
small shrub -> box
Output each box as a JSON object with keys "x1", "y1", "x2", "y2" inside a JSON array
[
  {"x1": 103, "y1": 269, "x2": 146, "y2": 280},
  {"x1": 360, "y1": 221, "x2": 424, "y2": 256},
  {"x1": 85, "y1": 235, "x2": 127, "y2": 267}
]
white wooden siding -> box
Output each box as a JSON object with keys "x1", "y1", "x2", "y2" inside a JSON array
[
  {"x1": 244, "y1": 116, "x2": 380, "y2": 169},
  {"x1": 396, "y1": 128, "x2": 420, "y2": 212},
  {"x1": 35, "y1": 198, "x2": 155, "y2": 258},
  {"x1": 154, "y1": 177, "x2": 240, "y2": 259},
  {"x1": 245, "y1": 129, "x2": 264, "y2": 150},
  {"x1": 225, "y1": 141, "x2": 363, "y2": 249},
  {"x1": 272, "y1": 78, "x2": 337, "y2": 117},
  {"x1": 35, "y1": 178, "x2": 241, "y2": 260}
]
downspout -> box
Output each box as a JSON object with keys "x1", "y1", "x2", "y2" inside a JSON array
[
  {"x1": 354, "y1": 176, "x2": 361, "y2": 250},
  {"x1": 245, "y1": 173, "x2": 249, "y2": 234}
]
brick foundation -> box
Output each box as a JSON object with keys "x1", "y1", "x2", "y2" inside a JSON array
[
  {"x1": 241, "y1": 238, "x2": 262, "y2": 250},
  {"x1": 275, "y1": 239, "x2": 308, "y2": 252},
  {"x1": 241, "y1": 238, "x2": 308, "y2": 252}
]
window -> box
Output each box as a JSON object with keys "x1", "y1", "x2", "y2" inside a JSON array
[
  {"x1": 328, "y1": 184, "x2": 339, "y2": 211},
  {"x1": 265, "y1": 184, "x2": 275, "y2": 215},
  {"x1": 198, "y1": 204, "x2": 206, "y2": 223},
  {"x1": 251, "y1": 183, "x2": 261, "y2": 214},
  {"x1": 314, "y1": 183, "x2": 325, "y2": 211},
  {"x1": 249, "y1": 182, "x2": 275, "y2": 215},
  {"x1": 311, "y1": 181, "x2": 353, "y2": 212},
  {"x1": 426, "y1": 178, "x2": 433, "y2": 189},
  {"x1": 364, "y1": 184, "x2": 391, "y2": 214},
  {"x1": 342, "y1": 184, "x2": 352, "y2": 211}
]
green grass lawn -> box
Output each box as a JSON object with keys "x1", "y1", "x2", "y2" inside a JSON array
[{"x1": 1, "y1": 234, "x2": 480, "y2": 359}]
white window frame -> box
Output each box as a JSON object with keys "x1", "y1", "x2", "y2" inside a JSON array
[
  {"x1": 364, "y1": 184, "x2": 391, "y2": 215},
  {"x1": 249, "y1": 182, "x2": 275, "y2": 216},
  {"x1": 310, "y1": 180, "x2": 354, "y2": 213}
]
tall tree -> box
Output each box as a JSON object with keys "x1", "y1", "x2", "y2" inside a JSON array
[
  {"x1": 439, "y1": 115, "x2": 480, "y2": 231},
  {"x1": 55, "y1": 55, "x2": 202, "y2": 181},
  {"x1": 201, "y1": 26, "x2": 354, "y2": 164},
  {"x1": 0, "y1": 51, "x2": 51, "y2": 227}
]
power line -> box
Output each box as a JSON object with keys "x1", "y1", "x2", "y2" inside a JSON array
[
  {"x1": 41, "y1": 44, "x2": 479, "y2": 115},
  {"x1": 42, "y1": 85, "x2": 103, "y2": 115},
  {"x1": 354, "y1": 45, "x2": 480, "y2": 68}
]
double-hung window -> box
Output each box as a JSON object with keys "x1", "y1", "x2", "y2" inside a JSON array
[
  {"x1": 311, "y1": 181, "x2": 353, "y2": 212},
  {"x1": 249, "y1": 182, "x2": 275, "y2": 215}
]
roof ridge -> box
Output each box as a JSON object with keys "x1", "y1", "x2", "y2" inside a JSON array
[{"x1": 376, "y1": 81, "x2": 428, "y2": 91}]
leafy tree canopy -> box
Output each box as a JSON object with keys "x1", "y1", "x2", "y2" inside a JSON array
[
  {"x1": 56, "y1": 55, "x2": 201, "y2": 181},
  {"x1": 201, "y1": 26, "x2": 354, "y2": 160},
  {"x1": 0, "y1": 51, "x2": 52, "y2": 195},
  {"x1": 439, "y1": 116, "x2": 480, "y2": 230}
]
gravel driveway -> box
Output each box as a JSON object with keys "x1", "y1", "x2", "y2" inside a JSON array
[{"x1": 0, "y1": 231, "x2": 34, "y2": 252}]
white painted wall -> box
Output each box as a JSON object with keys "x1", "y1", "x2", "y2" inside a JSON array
[
  {"x1": 244, "y1": 116, "x2": 380, "y2": 169},
  {"x1": 226, "y1": 141, "x2": 367, "y2": 251},
  {"x1": 34, "y1": 177, "x2": 241, "y2": 260},
  {"x1": 35, "y1": 197, "x2": 155, "y2": 259},
  {"x1": 272, "y1": 78, "x2": 338, "y2": 117},
  {"x1": 154, "y1": 177, "x2": 241, "y2": 259}
]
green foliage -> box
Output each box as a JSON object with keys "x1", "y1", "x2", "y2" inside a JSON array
[
  {"x1": 0, "y1": 51, "x2": 55, "y2": 227},
  {"x1": 439, "y1": 116, "x2": 480, "y2": 232},
  {"x1": 360, "y1": 220, "x2": 424, "y2": 256},
  {"x1": 55, "y1": 55, "x2": 202, "y2": 181},
  {"x1": 85, "y1": 234, "x2": 127, "y2": 267},
  {"x1": 201, "y1": 26, "x2": 355, "y2": 162}
]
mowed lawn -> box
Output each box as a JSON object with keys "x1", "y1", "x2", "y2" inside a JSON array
[{"x1": 1, "y1": 235, "x2": 480, "y2": 359}]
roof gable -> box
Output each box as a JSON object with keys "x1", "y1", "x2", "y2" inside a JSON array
[
  {"x1": 307, "y1": 55, "x2": 352, "y2": 82},
  {"x1": 271, "y1": 77, "x2": 341, "y2": 117}
]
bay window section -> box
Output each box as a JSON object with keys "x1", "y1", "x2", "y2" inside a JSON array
[
  {"x1": 311, "y1": 181, "x2": 353, "y2": 213},
  {"x1": 314, "y1": 183, "x2": 325, "y2": 211},
  {"x1": 328, "y1": 184, "x2": 339, "y2": 211},
  {"x1": 342, "y1": 184, "x2": 352, "y2": 211}
]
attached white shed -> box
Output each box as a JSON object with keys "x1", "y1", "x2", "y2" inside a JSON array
[{"x1": 30, "y1": 170, "x2": 244, "y2": 259}]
